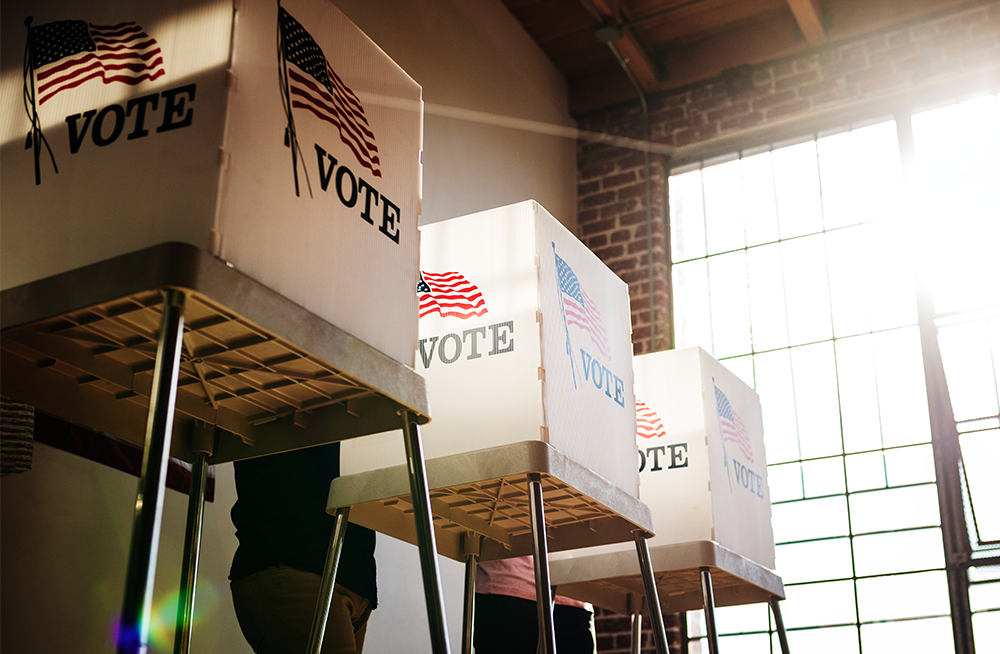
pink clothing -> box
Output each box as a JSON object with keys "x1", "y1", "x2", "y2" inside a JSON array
[{"x1": 476, "y1": 556, "x2": 587, "y2": 609}]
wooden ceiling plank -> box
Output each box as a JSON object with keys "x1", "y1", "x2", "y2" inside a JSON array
[
  {"x1": 786, "y1": 0, "x2": 828, "y2": 44},
  {"x1": 579, "y1": 0, "x2": 662, "y2": 92}
]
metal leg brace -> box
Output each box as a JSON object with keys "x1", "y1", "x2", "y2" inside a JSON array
[
  {"x1": 635, "y1": 535, "x2": 669, "y2": 654},
  {"x1": 527, "y1": 473, "x2": 556, "y2": 654},
  {"x1": 117, "y1": 290, "x2": 186, "y2": 654},
  {"x1": 769, "y1": 596, "x2": 791, "y2": 654},
  {"x1": 699, "y1": 567, "x2": 720, "y2": 654},
  {"x1": 402, "y1": 413, "x2": 452, "y2": 654},
  {"x1": 461, "y1": 547, "x2": 479, "y2": 654},
  {"x1": 306, "y1": 507, "x2": 351, "y2": 654},
  {"x1": 173, "y1": 450, "x2": 209, "y2": 654}
]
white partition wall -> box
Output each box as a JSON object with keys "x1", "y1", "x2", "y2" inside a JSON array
[
  {"x1": 343, "y1": 199, "x2": 638, "y2": 496},
  {"x1": 1, "y1": 0, "x2": 422, "y2": 365}
]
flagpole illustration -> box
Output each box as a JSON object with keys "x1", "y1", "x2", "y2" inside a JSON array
[
  {"x1": 22, "y1": 16, "x2": 59, "y2": 186},
  {"x1": 553, "y1": 242, "x2": 577, "y2": 389},
  {"x1": 276, "y1": 1, "x2": 311, "y2": 198},
  {"x1": 713, "y1": 377, "x2": 734, "y2": 492}
]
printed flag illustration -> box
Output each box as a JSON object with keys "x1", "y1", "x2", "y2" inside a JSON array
[
  {"x1": 554, "y1": 248, "x2": 611, "y2": 361},
  {"x1": 21, "y1": 18, "x2": 166, "y2": 185},
  {"x1": 418, "y1": 272, "x2": 488, "y2": 319},
  {"x1": 715, "y1": 385, "x2": 754, "y2": 463},
  {"x1": 636, "y1": 399, "x2": 667, "y2": 440},
  {"x1": 278, "y1": 6, "x2": 380, "y2": 196}
]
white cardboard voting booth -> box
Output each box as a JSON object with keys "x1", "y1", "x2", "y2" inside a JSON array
[
  {"x1": 1, "y1": 0, "x2": 422, "y2": 366},
  {"x1": 342, "y1": 200, "x2": 639, "y2": 496},
  {"x1": 555, "y1": 346, "x2": 776, "y2": 568}
]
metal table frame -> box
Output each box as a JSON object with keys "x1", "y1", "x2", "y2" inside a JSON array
[
  {"x1": 308, "y1": 441, "x2": 672, "y2": 654},
  {"x1": 548, "y1": 540, "x2": 791, "y2": 654},
  {"x1": 1, "y1": 243, "x2": 443, "y2": 654}
]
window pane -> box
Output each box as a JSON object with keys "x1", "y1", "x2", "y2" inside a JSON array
[
  {"x1": 846, "y1": 451, "x2": 887, "y2": 492},
  {"x1": 755, "y1": 349, "x2": 800, "y2": 463},
  {"x1": 670, "y1": 169, "x2": 706, "y2": 262},
  {"x1": 857, "y1": 571, "x2": 950, "y2": 621},
  {"x1": 782, "y1": 235, "x2": 833, "y2": 345},
  {"x1": 938, "y1": 320, "x2": 1000, "y2": 422},
  {"x1": 747, "y1": 243, "x2": 789, "y2": 351},
  {"x1": 818, "y1": 121, "x2": 901, "y2": 230},
  {"x1": 776, "y1": 537, "x2": 854, "y2": 583},
  {"x1": 849, "y1": 485, "x2": 940, "y2": 534},
  {"x1": 801, "y1": 456, "x2": 846, "y2": 497},
  {"x1": 708, "y1": 251, "x2": 751, "y2": 357},
  {"x1": 960, "y1": 429, "x2": 1000, "y2": 544},
  {"x1": 782, "y1": 580, "x2": 857, "y2": 627},
  {"x1": 968, "y1": 579, "x2": 1000, "y2": 612},
  {"x1": 912, "y1": 95, "x2": 1000, "y2": 315},
  {"x1": 861, "y1": 220, "x2": 918, "y2": 332},
  {"x1": 704, "y1": 160, "x2": 745, "y2": 255},
  {"x1": 885, "y1": 444, "x2": 936, "y2": 487},
  {"x1": 873, "y1": 328, "x2": 932, "y2": 447},
  {"x1": 836, "y1": 335, "x2": 884, "y2": 453},
  {"x1": 973, "y1": 610, "x2": 1000, "y2": 653},
  {"x1": 860, "y1": 616, "x2": 954, "y2": 653},
  {"x1": 785, "y1": 625, "x2": 860, "y2": 654},
  {"x1": 826, "y1": 227, "x2": 874, "y2": 337},
  {"x1": 792, "y1": 342, "x2": 842, "y2": 459},
  {"x1": 772, "y1": 140, "x2": 823, "y2": 239},
  {"x1": 852, "y1": 528, "x2": 945, "y2": 576},
  {"x1": 741, "y1": 152, "x2": 780, "y2": 247},
  {"x1": 716, "y1": 602, "x2": 770, "y2": 634},
  {"x1": 768, "y1": 462, "x2": 803, "y2": 502},
  {"x1": 672, "y1": 259, "x2": 712, "y2": 350},
  {"x1": 772, "y1": 496, "x2": 849, "y2": 542}
]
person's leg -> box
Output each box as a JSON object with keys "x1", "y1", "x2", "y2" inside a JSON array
[
  {"x1": 554, "y1": 604, "x2": 596, "y2": 654},
  {"x1": 472, "y1": 593, "x2": 540, "y2": 654},
  {"x1": 230, "y1": 566, "x2": 371, "y2": 654}
]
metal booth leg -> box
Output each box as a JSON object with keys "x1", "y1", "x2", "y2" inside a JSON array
[
  {"x1": 699, "y1": 567, "x2": 720, "y2": 654},
  {"x1": 401, "y1": 412, "x2": 452, "y2": 654},
  {"x1": 634, "y1": 535, "x2": 669, "y2": 654},
  {"x1": 461, "y1": 533, "x2": 481, "y2": 654},
  {"x1": 306, "y1": 506, "x2": 351, "y2": 654},
  {"x1": 174, "y1": 423, "x2": 214, "y2": 654},
  {"x1": 630, "y1": 608, "x2": 643, "y2": 654},
  {"x1": 769, "y1": 596, "x2": 791, "y2": 654},
  {"x1": 117, "y1": 289, "x2": 186, "y2": 654},
  {"x1": 527, "y1": 473, "x2": 556, "y2": 654}
]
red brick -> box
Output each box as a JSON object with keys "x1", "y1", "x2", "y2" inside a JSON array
[
  {"x1": 578, "y1": 180, "x2": 600, "y2": 195},
  {"x1": 607, "y1": 257, "x2": 639, "y2": 274},
  {"x1": 751, "y1": 88, "x2": 796, "y2": 110},
  {"x1": 845, "y1": 63, "x2": 896, "y2": 85},
  {"x1": 775, "y1": 69, "x2": 819, "y2": 91},
  {"x1": 673, "y1": 124, "x2": 720, "y2": 145},
  {"x1": 577, "y1": 208, "x2": 599, "y2": 224},
  {"x1": 581, "y1": 218, "x2": 616, "y2": 236},
  {"x1": 887, "y1": 30, "x2": 913, "y2": 48},
  {"x1": 720, "y1": 111, "x2": 766, "y2": 133},
  {"x1": 864, "y1": 34, "x2": 888, "y2": 54},
  {"x1": 581, "y1": 190, "x2": 617, "y2": 209},
  {"x1": 869, "y1": 41, "x2": 919, "y2": 67},
  {"x1": 611, "y1": 229, "x2": 632, "y2": 243},
  {"x1": 588, "y1": 234, "x2": 608, "y2": 248},
  {"x1": 773, "y1": 59, "x2": 796, "y2": 77},
  {"x1": 766, "y1": 98, "x2": 813, "y2": 119},
  {"x1": 600, "y1": 199, "x2": 640, "y2": 220},
  {"x1": 706, "y1": 100, "x2": 750, "y2": 123},
  {"x1": 602, "y1": 170, "x2": 638, "y2": 190}
]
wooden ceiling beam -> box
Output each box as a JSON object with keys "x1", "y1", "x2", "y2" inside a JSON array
[
  {"x1": 581, "y1": 0, "x2": 662, "y2": 91},
  {"x1": 785, "y1": 0, "x2": 827, "y2": 44}
]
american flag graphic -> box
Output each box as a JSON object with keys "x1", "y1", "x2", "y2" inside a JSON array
[
  {"x1": 555, "y1": 251, "x2": 611, "y2": 360},
  {"x1": 715, "y1": 386, "x2": 754, "y2": 463},
  {"x1": 29, "y1": 20, "x2": 165, "y2": 106},
  {"x1": 418, "y1": 272, "x2": 488, "y2": 320},
  {"x1": 279, "y1": 7, "x2": 381, "y2": 177},
  {"x1": 636, "y1": 399, "x2": 667, "y2": 440}
]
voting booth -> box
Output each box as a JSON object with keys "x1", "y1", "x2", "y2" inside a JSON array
[
  {"x1": 2, "y1": 0, "x2": 422, "y2": 366},
  {"x1": 548, "y1": 348, "x2": 788, "y2": 654},
  {"x1": 1, "y1": 3, "x2": 447, "y2": 652},
  {"x1": 554, "y1": 346, "x2": 775, "y2": 565},
  {"x1": 343, "y1": 199, "x2": 639, "y2": 496}
]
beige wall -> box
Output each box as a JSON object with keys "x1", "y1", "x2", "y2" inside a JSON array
[
  {"x1": 333, "y1": 0, "x2": 579, "y2": 229},
  {"x1": 0, "y1": 1, "x2": 576, "y2": 653}
]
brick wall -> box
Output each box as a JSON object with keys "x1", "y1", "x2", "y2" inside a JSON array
[{"x1": 579, "y1": 2, "x2": 1000, "y2": 651}]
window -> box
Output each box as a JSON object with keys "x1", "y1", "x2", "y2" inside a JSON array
[{"x1": 670, "y1": 93, "x2": 1000, "y2": 652}]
